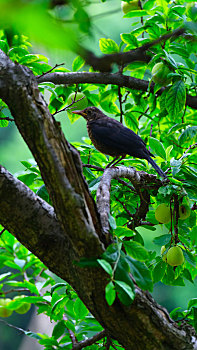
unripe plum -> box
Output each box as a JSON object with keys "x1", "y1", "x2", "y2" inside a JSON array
[
  {"x1": 167, "y1": 246, "x2": 184, "y2": 266},
  {"x1": 155, "y1": 203, "x2": 171, "y2": 224}
]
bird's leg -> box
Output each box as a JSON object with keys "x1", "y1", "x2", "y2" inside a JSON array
[{"x1": 106, "y1": 155, "x2": 125, "y2": 168}]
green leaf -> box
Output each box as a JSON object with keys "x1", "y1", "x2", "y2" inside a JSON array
[
  {"x1": 51, "y1": 283, "x2": 68, "y2": 295},
  {"x1": 123, "y1": 10, "x2": 148, "y2": 18},
  {"x1": 0, "y1": 272, "x2": 11, "y2": 281},
  {"x1": 114, "y1": 280, "x2": 135, "y2": 304},
  {"x1": 124, "y1": 241, "x2": 149, "y2": 261},
  {"x1": 105, "y1": 281, "x2": 116, "y2": 306},
  {"x1": 52, "y1": 320, "x2": 66, "y2": 339},
  {"x1": 126, "y1": 256, "x2": 153, "y2": 291},
  {"x1": 4, "y1": 260, "x2": 23, "y2": 271},
  {"x1": 39, "y1": 338, "x2": 59, "y2": 347},
  {"x1": 36, "y1": 185, "x2": 50, "y2": 203},
  {"x1": 0, "y1": 40, "x2": 9, "y2": 54},
  {"x1": 97, "y1": 259, "x2": 113, "y2": 276},
  {"x1": 149, "y1": 137, "x2": 166, "y2": 160},
  {"x1": 0, "y1": 118, "x2": 9, "y2": 127},
  {"x1": 188, "y1": 298, "x2": 197, "y2": 310},
  {"x1": 18, "y1": 54, "x2": 42, "y2": 64},
  {"x1": 182, "y1": 269, "x2": 194, "y2": 284},
  {"x1": 8, "y1": 47, "x2": 29, "y2": 61},
  {"x1": 170, "y1": 307, "x2": 183, "y2": 320},
  {"x1": 120, "y1": 33, "x2": 138, "y2": 47},
  {"x1": 74, "y1": 298, "x2": 89, "y2": 319},
  {"x1": 12, "y1": 296, "x2": 46, "y2": 305},
  {"x1": 182, "y1": 250, "x2": 196, "y2": 267},
  {"x1": 5, "y1": 281, "x2": 39, "y2": 295},
  {"x1": 51, "y1": 297, "x2": 67, "y2": 315},
  {"x1": 17, "y1": 173, "x2": 38, "y2": 186},
  {"x1": 25, "y1": 331, "x2": 43, "y2": 340},
  {"x1": 99, "y1": 38, "x2": 119, "y2": 54},
  {"x1": 72, "y1": 56, "x2": 85, "y2": 72},
  {"x1": 165, "y1": 80, "x2": 186, "y2": 117},
  {"x1": 20, "y1": 160, "x2": 34, "y2": 169},
  {"x1": 178, "y1": 126, "x2": 197, "y2": 145},
  {"x1": 153, "y1": 260, "x2": 166, "y2": 283},
  {"x1": 190, "y1": 226, "x2": 197, "y2": 245},
  {"x1": 114, "y1": 226, "x2": 134, "y2": 238},
  {"x1": 153, "y1": 234, "x2": 171, "y2": 246},
  {"x1": 100, "y1": 90, "x2": 120, "y2": 114}
]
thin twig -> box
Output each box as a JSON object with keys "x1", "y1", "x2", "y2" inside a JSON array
[
  {"x1": 63, "y1": 315, "x2": 78, "y2": 347},
  {"x1": 179, "y1": 142, "x2": 197, "y2": 161},
  {"x1": 114, "y1": 196, "x2": 133, "y2": 218},
  {"x1": 0, "y1": 288, "x2": 28, "y2": 296},
  {"x1": 38, "y1": 63, "x2": 65, "y2": 78},
  {"x1": 83, "y1": 164, "x2": 104, "y2": 171},
  {"x1": 0, "y1": 117, "x2": 14, "y2": 122},
  {"x1": 0, "y1": 319, "x2": 28, "y2": 335},
  {"x1": 0, "y1": 228, "x2": 6, "y2": 236},
  {"x1": 118, "y1": 86, "x2": 123, "y2": 124},
  {"x1": 72, "y1": 330, "x2": 107, "y2": 350},
  {"x1": 53, "y1": 95, "x2": 85, "y2": 116},
  {"x1": 115, "y1": 178, "x2": 136, "y2": 192}
]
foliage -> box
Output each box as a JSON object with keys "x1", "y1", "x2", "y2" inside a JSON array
[{"x1": 0, "y1": 0, "x2": 197, "y2": 348}]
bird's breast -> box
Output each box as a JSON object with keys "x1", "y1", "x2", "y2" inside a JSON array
[{"x1": 87, "y1": 123, "x2": 124, "y2": 157}]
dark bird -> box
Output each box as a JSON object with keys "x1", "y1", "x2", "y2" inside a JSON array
[{"x1": 73, "y1": 107, "x2": 167, "y2": 178}]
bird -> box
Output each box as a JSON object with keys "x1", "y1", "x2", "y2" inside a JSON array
[{"x1": 72, "y1": 106, "x2": 167, "y2": 178}]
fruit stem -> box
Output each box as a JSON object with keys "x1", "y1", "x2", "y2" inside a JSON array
[{"x1": 173, "y1": 194, "x2": 179, "y2": 244}]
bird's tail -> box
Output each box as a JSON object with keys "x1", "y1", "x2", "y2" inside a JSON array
[{"x1": 147, "y1": 157, "x2": 167, "y2": 178}]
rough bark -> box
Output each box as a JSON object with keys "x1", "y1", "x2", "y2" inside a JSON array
[{"x1": 0, "y1": 50, "x2": 197, "y2": 350}]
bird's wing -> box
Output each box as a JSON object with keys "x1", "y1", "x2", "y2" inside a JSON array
[{"x1": 89, "y1": 118, "x2": 151, "y2": 159}]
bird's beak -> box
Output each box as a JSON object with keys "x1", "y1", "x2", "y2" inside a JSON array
[{"x1": 72, "y1": 110, "x2": 87, "y2": 117}]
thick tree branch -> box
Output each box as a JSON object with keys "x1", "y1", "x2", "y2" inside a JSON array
[
  {"x1": 96, "y1": 167, "x2": 162, "y2": 234},
  {"x1": 37, "y1": 72, "x2": 197, "y2": 110},
  {"x1": 76, "y1": 28, "x2": 185, "y2": 72}
]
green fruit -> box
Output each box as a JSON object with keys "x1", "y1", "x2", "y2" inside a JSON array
[
  {"x1": 121, "y1": 0, "x2": 140, "y2": 13},
  {"x1": 179, "y1": 205, "x2": 191, "y2": 220},
  {"x1": 67, "y1": 92, "x2": 88, "y2": 112},
  {"x1": 155, "y1": 203, "x2": 171, "y2": 224},
  {"x1": 14, "y1": 295, "x2": 31, "y2": 314},
  {"x1": 161, "y1": 246, "x2": 167, "y2": 262},
  {"x1": 151, "y1": 62, "x2": 171, "y2": 86},
  {"x1": 0, "y1": 298, "x2": 13, "y2": 318},
  {"x1": 167, "y1": 246, "x2": 184, "y2": 266},
  {"x1": 15, "y1": 303, "x2": 31, "y2": 314}
]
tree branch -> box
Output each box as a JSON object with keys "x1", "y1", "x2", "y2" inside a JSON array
[
  {"x1": 72, "y1": 330, "x2": 107, "y2": 350},
  {"x1": 76, "y1": 28, "x2": 185, "y2": 72},
  {"x1": 37, "y1": 72, "x2": 197, "y2": 110},
  {"x1": 96, "y1": 167, "x2": 163, "y2": 234}
]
